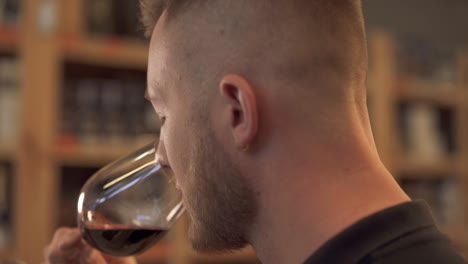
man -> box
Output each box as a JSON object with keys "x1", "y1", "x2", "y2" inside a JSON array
[{"x1": 45, "y1": 0, "x2": 466, "y2": 263}]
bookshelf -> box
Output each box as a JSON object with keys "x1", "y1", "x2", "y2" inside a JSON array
[
  {"x1": 55, "y1": 142, "x2": 149, "y2": 167},
  {"x1": 395, "y1": 157, "x2": 461, "y2": 179},
  {"x1": 368, "y1": 32, "x2": 468, "y2": 255},
  {"x1": 61, "y1": 36, "x2": 148, "y2": 69},
  {"x1": 396, "y1": 79, "x2": 465, "y2": 107},
  {"x1": 0, "y1": 2, "x2": 20, "y2": 262},
  {"x1": 0, "y1": 25, "x2": 19, "y2": 54}
]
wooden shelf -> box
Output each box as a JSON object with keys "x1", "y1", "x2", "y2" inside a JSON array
[
  {"x1": 61, "y1": 35, "x2": 148, "y2": 70},
  {"x1": 0, "y1": 25, "x2": 19, "y2": 54},
  {"x1": 55, "y1": 142, "x2": 149, "y2": 167},
  {"x1": 395, "y1": 156, "x2": 460, "y2": 178},
  {"x1": 396, "y1": 79, "x2": 464, "y2": 107}
]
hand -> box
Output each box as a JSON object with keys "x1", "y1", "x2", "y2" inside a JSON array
[{"x1": 44, "y1": 227, "x2": 137, "y2": 264}]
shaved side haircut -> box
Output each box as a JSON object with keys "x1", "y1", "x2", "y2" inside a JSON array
[{"x1": 140, "y1": 0, "x2": 368, "y2": 108}]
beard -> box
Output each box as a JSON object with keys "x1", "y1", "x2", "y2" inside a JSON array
[{"x1": 182, "y1": 121, "x2": 257, "y2": 253}]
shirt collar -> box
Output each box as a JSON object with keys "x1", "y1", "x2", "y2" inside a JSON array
[{"x1": 304, "y1": 200, "x2": 436, "y2": 264}]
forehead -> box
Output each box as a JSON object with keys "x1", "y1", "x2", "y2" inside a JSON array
[{"x1": 147, "y1": 11, "x2": 171, "y2": 99}]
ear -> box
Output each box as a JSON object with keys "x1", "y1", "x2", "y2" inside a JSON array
[{"x1": 219, "y1": 74, "x2": 258, "y2": 152}]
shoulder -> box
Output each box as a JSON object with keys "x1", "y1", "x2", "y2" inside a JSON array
[{"x1": 362, "y1": 226, "x2": 466, "y2": 264}]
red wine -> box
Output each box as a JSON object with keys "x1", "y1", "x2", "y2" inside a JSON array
[{"x1": 82, "y1": 225, "x2": 167, "y2": 256}]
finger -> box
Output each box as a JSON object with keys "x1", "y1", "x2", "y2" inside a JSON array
[
  {"x1": 50, "y1": 227, "x2": 79, "y2": 247},
  {"x1": 45, "y1": 228, "x2": 83, "y2": 263},
  {"x1": 43, "y1": 244, "x2": 51, "y2": 260},
  {"x1": 47, "y1": 245, "x2": 80, "y2": 264},
  {"x1": 102, "y1": 254, "x2": 138, "y2": 264},
  {"x1": 59, "y1": 232, "x2": 83, "y2": 251},
  {"x1": 80, "y1": 247, "x2": 105, "y2": 264},
  {"x1": 102, "y1": 254, "x2": 130, "y2": 264}
]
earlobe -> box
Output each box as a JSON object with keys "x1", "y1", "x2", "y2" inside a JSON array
[{"x1": 219, "y1": 74, "x2": 258, "y2": 152}]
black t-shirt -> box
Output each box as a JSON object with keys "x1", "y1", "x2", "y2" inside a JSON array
[{"x1": 304, "y1": 200, "x2": 466, "y2": 264}]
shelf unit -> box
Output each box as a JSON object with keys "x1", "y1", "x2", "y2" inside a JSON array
[
  {"x1": 0, "y1": 8, "x2": 19, "y2": 264},
  {"x1": 0, "y1": 25, "x2": 19, "y2": 54},
  {"x1": 61, "y1": 36, "x2": 148, "y2": 69},
  {"x1": 396, "y1": 79, "x2": 465, "y2": 107},
  {"x1": 394, "y1": 157, "x2": 461, "y2": 179},
  {"x1": 55, "y1": 141, "x2": 150, "y2": 167},
  {"x1": 368, "y1": 32, "x2": 468, "y2": 254}
]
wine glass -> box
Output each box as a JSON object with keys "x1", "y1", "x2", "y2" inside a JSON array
[{"x1": 77, "y1": 141, "x2": 184, "y2": 256}]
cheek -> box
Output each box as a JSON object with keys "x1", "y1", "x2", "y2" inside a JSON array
[{"x1": 164, "y1": 117, "x2": 191, "y2": 185}]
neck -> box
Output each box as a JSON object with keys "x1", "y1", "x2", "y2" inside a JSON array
[
  {"x1": 250, "y1": 165, "x2": 409, "y2": 264},
  {"x1": 247, "y1": 111, "x2": 409, "y2": 264}
]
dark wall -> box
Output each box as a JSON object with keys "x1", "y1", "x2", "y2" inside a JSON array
[{"x1": 363, "y1": 0, "x2": 468, "y2": 48}]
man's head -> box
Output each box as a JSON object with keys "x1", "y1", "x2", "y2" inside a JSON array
[{"x1": 141, "y1": 0, "x2": 368, "y2": 253}]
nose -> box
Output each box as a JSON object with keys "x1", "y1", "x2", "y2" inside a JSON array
[{"x1": 155, "y1": 138, "x2": 170, "y2": 168}]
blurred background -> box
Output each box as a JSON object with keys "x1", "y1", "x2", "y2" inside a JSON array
[{"x1": 0, "y1": 0, "x2": 467, "y2": 263}]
